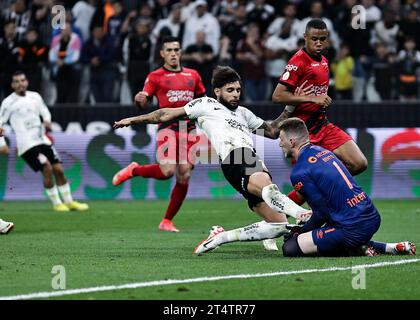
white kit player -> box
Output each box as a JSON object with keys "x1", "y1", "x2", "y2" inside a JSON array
[
  {"x1": 0, "y1": 71, "x2": 88, "y2": 212},
  {"x1": 114, "y1": 66, "x2": 312, "y2": 253},
  {"x1": 0, "y1": 136, "x2": 14, "y2": 234}
]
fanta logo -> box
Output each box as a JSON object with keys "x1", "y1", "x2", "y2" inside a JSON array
[
  {"x1": 294, "y1": 181, "x2": 303, "y2": 191},
  {"x1": 285, "y1": 64, "x2": 298, "y2": 71},
  {"x1": 308, "y1": 156, "x2": 317, "y2": 163}
]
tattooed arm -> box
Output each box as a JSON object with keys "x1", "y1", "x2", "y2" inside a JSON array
[{"x1": 113, "y1": 107, "x2": 187, "y2": 129}]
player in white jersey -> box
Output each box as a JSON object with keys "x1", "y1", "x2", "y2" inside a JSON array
[
  {"x1": 114, "y1": 66, "x2": 311, "y2": 251},
  {"x1": 0, "y1": 136, "x2": 14, "y2": 234},
  {"x1": 0, "y1": 71, "x2": 88, "y2": 212}
]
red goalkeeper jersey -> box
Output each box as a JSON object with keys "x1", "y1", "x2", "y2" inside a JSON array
[
  {"x1": 143, "y1": 67, "x2": 206, "y2": 132},
  {"x1": 279, "y1": 48, "x2": 330, "y2": 134}
]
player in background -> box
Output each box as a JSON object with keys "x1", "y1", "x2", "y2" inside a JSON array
[
  {"x1": 114, "y1": 66, "x2": 312, "y2": 246},
  {"x1": 279, "y1": 118, "x2": 415, "y2": 257},
  {"x1": 112, "y1": 36, "x2": 206, "y2": 232},
  {"x1": 272, "y1": 19, "x2": 368, "y2": 206},
  {"x1": 0, "y1": 71, "x2": 88, "y2": 212},
  {"x1": 0, "y1": 136, "x2": 14, "y2": 234}
]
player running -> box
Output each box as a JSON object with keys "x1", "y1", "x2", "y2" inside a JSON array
[
  {"x1": 272, "y1": 19, "x2": 368, "y2": 205},
  {"x1": 114, "y1": 66, "x2": 311, "y2": 242},
  {"x1": 0, "y1": 71, "x2": 88, "y2": 212},
  {"x1": 112, "y1": 36, "x2": 206, "y2": 232}
]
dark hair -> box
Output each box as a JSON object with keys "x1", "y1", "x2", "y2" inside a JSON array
[
  {"x1": 305, "y1": 19, "x2": 327, "y2": 32},
  {"x1": 212, "y1": 66, "x2": 241, "y2": 89},
  {"x1": 161, "y1": 36, "x2": 180, "y2": 49},
  {"x1": 278, "y1": 117, "x2": 309, "y2": 138},
  {"x1": 11, "y1": 70, "x2": 26, "y2": 82}
]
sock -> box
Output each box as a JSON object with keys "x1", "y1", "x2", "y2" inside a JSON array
[
  {"x1": 288, "y1": 189, "x2": 305, "y2": 205},
  {"x1": 261, "y1": 184, "x2": 308, "y2": 218},
  {"x1": 164, "y1": 182, "x2": 189, "y2": 220},
  {"x1": 367, "y1": 240, "x2": 387, "y2": 254},
  {"x1": 215, "y1": 221, "x2": 289, "y2": 247},
  {"x1": 57, "y1": 183, "x2": 73, "y2": 204},
  {"x1": 132, "y1": 164, "x2": 169, "y2": 180},
  {"x1": 46, "y1": 186, "x2": 63, "y2": 206}
]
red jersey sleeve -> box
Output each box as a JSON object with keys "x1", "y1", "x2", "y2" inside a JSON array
[
  {"x1": 279, "y1": 54, "x2": 304, "y2": 90},
  {"x1": 142, "y1": 73, "x2": 158, "y2": 96},
  {"x1": 193, "y1": 70, "x2": 206, "y2": 97}
]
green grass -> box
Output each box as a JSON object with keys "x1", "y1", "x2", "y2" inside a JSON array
[{"x1": 0, "y1": 200, "x2": 419, "y2": 300}]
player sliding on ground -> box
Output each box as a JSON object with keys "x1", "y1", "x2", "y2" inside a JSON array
[
  {"x1": 114, "y1": 66, "x2": 311, "y2": 243},
  {"x1": 193, "y1": 118, "x2": 415, "y2": 257}
]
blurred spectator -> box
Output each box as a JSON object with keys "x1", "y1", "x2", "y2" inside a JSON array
[
  {"x1": 0, "y1": 20, "x2": 18, "y2": 99},
  {"x1": 267, "y1": 2, "x2": 301, "y2": 39},
  {"x1": 152, "y1": 26, "x2": 172, "y2": 69},
  {"x1": 108, "y1": 0, "x2": 126, "y2": 47},
  {"x1": 72, "y1": 0, "x2": 97, "y2": 42},
  {"x1": 17, "y1": 28, "x2": 48, "y2": 93},
  {"x1": 2, "y1": 0, "x2": 30, "y2": 41},
  {"x1": 265, "y1": 19, "x2": 297, "y2": 95},
  {"x1": 300, "y1": 1, "x2": 340, "y2": 50},
  {"x1": 152, "y1": 0, "x2": 171, "y2": 21},
  {"x1": 220, "y1": 3, "x2": 248, "y2": 65},
  {"x1": 30, "y1": 0, "x2": 54, "y2": 45},
  {"x1": 334, "y1": 0, "x2": 358, "y2": 37},
  {"x1": 121, "y1": 18, "x2": 151, "y2": 100},
  {"x1": 397, "y1": 36, "x2": 420, "y2": 100},
  {"x1": 212, "y1": 0, "x2": 238, "y2": 27},
  {"x1": 361, "y1": 0, "x2": 382, "y2": 30},
  {"x1": 49, "y1": 22, "x2": 82, "y2": 103},
  {"x1": 152, "y1": 3, "x2": 184, "y2": 43},
  {"x1": 179, "y1": 0, "x2": 196, "y2": 23},
  {"x1": 398, "y1": 8, "x2": 420, "y2": 50},
  {"x1": 83, "y1": 25, "x2": 116, "y2": 103},
  {"x1": 236, "y1": 23, "x2": 267, "y2": 101},
  {"x1": 332, "y1": 43, "x2": 354, "y2": 100},
  {"x1": 183, "y1": 0, "x2": 221, "y2": 54},
  {"x1": 366, "y1": 42, "x2": 398, "y2": 100},
  {"x1": 246, "y1": 0, "x2": 275, "y2": 34},
  {"x1": 121, "y1": 2, "x2": 153, "y2": 35},
  {"x1": 183, "y1": 30, "x2": 215, "y2": 95},
  {"x1": 371, "y1": 9, "x2": 400, "y2": 53},
  {"x1": 400, "y1": 0, "x2": 420, "y2": 19}
]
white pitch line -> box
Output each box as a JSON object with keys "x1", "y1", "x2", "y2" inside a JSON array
[{"x1": 1, "y1": 258, "x2": 419, "y2": 300}]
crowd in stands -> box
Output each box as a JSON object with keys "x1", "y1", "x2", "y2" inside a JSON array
[{"x1": 1, "y1": 0, "x2": 420, "y2": 105}]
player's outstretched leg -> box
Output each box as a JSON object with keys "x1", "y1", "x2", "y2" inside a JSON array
[
  {"x1": 113, "y1": 162, "x2": 170, "y2": 186},
  {"x1": 194, "y1": 221, "x2": 291, "y2": 255},
  {"x1": 365, "y1": 240, "x2": 416, "y2": 256},
  {"x1": 0, "y1": 219, "x2": 14, "y2": 235}
]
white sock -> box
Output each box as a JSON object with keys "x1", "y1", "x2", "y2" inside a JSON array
[
  {"x1": 215, "y1": 221, "x2": 289, "y2": 246},
  {"x1": 386, "y1": 243, "x2": 399, "y2": 254},
  {"x1": 57, "y1": 183, "x2": 73, "y2": 204},
  {"x1": 46, "y1": 186, "x2": 63, "y2": 206},
  {"x1": 261, "y1": 184, "x2": 307, "y2": 218}
]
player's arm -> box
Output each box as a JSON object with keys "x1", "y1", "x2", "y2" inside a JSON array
[
  {"x1": 272, "y1": 82, "x2": 332, "y2": 107},
  {"x1": 113, "y1": 107, "x2": 187, "y2": 129}
]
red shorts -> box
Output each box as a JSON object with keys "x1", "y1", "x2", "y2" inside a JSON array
[
  {"x1": 309, "y1": 123, "x2": 352, "y2": 151},
  {"x1": 156, "y1": 129, "x2": 199, "y2": 165}
]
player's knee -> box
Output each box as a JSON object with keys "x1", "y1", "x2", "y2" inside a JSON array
[
  {"x1": 160, "y1": 166, "x2": 176, "y2": 177},
  {"x1": 350, "y1": 157, "x2": 368, "y2": 175},
  {"x1": 282, "y1": 234, "x2": 304, "y2": 257}
]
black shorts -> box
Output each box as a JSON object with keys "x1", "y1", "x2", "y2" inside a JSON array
[
  {"x1": 21, "y1": 144, "x2": 62, "y2": 172},
  {"x1": 221, "y1": 148, "x2": 271, "y2": 210}
]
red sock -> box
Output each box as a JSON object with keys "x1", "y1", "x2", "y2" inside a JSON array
[
  {"x1": 132, "y1": 164, "x2": 168, "y2": 180},
  {"x1": 164, "y1": 182, "x2": 189, "y2": 220},
  {"x1": 288, "y1": 189, "x2": 305, "y2": 205}
]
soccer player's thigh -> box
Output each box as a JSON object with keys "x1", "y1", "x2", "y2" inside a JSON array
[
  {"x1": 156, "y1": 129, "x2": 177, "y2": 177},
  {"x1": 332, "y1": 140, "x2": 368, "y2": 174},
  {"x1": 247, "y1": 171, "x2": 272, "y2": 197},
  {"x1": 21, "y1": 145, "x2": 52, "y2": 172},
  {"x1": 298, "y1": 226, "x2": 347, "y2": 256},
  {"x1": 252, "y1": 201, "x2": 288, "y2": 223}
]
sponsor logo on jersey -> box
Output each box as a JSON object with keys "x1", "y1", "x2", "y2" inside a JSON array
[
  {"x1": 167, "y1": 90, "x2": 195, "y2": 102},
  {"x1": 285, "y1": 64, "x2": 298, "y2": 71},
  {"x1": 188, "y1": 98, "x2": 202, "y2": 108},
  {"x1": 282, "y1": 71, "x2": 290, "y2": 80},
  {"x1": 308, "y1": 156, "x2": 317, "y2": 163},
  {"x1": 225, "y1": 118, "x2": 246, "y2": 133},
  {"x1": 313, "y1": 85, "x2": 329, "y2": 96}
]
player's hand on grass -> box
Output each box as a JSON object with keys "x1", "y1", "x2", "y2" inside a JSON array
[
  {"x1": 113, "y1": 118, "x2": 133, "y2": 129},
  {"x1": 310, "y1": 95, "x2": 332, "y2": 108},
  {"x1": 295, "y1": 80, "x2": 314, "y2": 96},
  {"x1": 134, "y1": 91, "x2": 149, "y2": 109}
]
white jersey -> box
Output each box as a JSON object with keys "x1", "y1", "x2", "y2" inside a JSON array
[
  {"x1": 0, "y1": 91, "x2": 52, "y2": 156},
  {"x1": 184, "y1": 97, "x2": 264, "y2": 161},
  {"x1": 0, "y1": 136, "x2": 6, "y2": 148}
]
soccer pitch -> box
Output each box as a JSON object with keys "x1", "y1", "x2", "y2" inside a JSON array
[{"x1": 0, "y1": 199, "x2": 419, "y2": 300}]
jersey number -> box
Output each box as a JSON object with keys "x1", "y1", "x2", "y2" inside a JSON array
[{"x1": 333, "y1": 161, "x2": 353, "y2": 189}]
